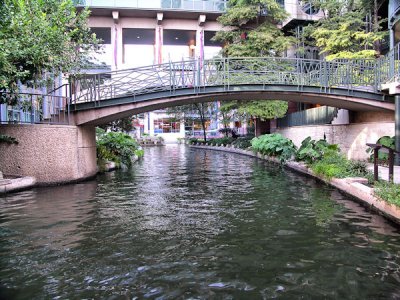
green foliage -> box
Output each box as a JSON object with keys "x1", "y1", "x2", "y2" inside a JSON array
[
  {"x1": 96, "y1": 129, "x2": 142, "y2": 168},
  {"x1": 0, "y1": 134, "x2": 18, "y2": 144},
  {"x1": 209, "y1": 137, "x2": 234, "y2": 146},
  {"x1": 296, "y1": 136, "x2": 339, "y2": 164},
  {"x1": 134, "y1": 149, "x2": 145, "y2": 157},
  {"x1": 231, "y1": 136, "x2": 253, "y2": 149},
  {"x1": 99, "y1": 116, "x2": 136, "y2": 133},
  {"x1": 214, "y1": 0, "x2": 294, "y2": 57},
  {"x1": 251, "y1": 133, "x2": 297, "y2": 162},
  {"x1": 374, "y1": 181, "x2": 400, "y2": 207},
  {"x1": 188, "y1": 137, "x2": 199, "y2": 145},
  {"x1": 303, "y1": 0, "x2": 386, "y2": 59},
  {"x1": 310, "y1": 150, "x2": 370, "y2": 180},
  {"x1": 367, "y1": 136, "x2": 395, "y2": 165},
  {"x1": 0, "y1": 0, "x2": 100, "y2": 103},
  {"x1": 237, "y1": 100, "x2": 288, "y2": 121}
]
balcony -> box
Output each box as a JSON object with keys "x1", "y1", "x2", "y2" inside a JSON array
[{"x1": 75, "y1": 0, "x2": 227, "y2": 12}]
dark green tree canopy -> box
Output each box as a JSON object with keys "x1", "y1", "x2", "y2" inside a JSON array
[
  {"x1": 303, "y1": 0, "x2": 387, "y2": 59},
  {"x1": 0, "y1": 0, "x2": 100, "y2": 103},
  {"x1": 213, "y1": 0, "x2": 295, "y2": 57},
  {"x1": 221, "y1": 100, "x2": 288, "y2": 120}
]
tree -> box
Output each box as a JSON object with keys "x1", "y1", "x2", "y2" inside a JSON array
[
  {"x1": 167, "y1": 102, "x2": 217, "y2": 142},
  {"x1": 0, "y1": 0, "x2": 100, "y2": 104},
  {"x1": 99, "y1": 116, "x2": 135, "y2": 133},
  {"x1": 303, "y1": 0, "x2": 387, "y2": 59},
  {"x1": 213, "y1": 0, "x2": 291, "y2": 132},
  {"x1": 213, "y1": 0, "x2": 295, "y2": 57},
  {"x1": 236, "y1": 100, "x2": 288, "y2": 120}
]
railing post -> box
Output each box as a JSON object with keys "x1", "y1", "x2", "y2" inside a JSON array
[
  {"x1": 227, "y1": 58, "x2": 230, "y2": 90},
  {"x1": 375, "y1": 58, "x2": 381, "y2": 92},
  {"x1": 395, "y1": 94, "x2": 400, "y2": 166},
  {"x1": 30, "y1": 94, "x2": 34, "y2": 124},
  {"x1": 373, "y1": 148, "x2": 379, "y2": 181},
  {"x1": 169, "y1": 60, "x2": 172, "y2": 93}
]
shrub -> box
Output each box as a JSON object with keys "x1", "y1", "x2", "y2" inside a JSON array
[
  {"x1": 0, "y1": 134, "x2": 18, "y2": 144},
  {"x1": 296, "y1": 136, "x2": 339, "y2": 164},
  {"x1": 208, "y1": 137, "x2": 234, "y2": 146},
  {"x1": 366, "y1": 136, "x2": 395, "y2": 165},
  {"x1": 374, "y1": 181, "x2": 400, "y2": 207},
  {"x1": 251, "y1": 133, "x2": 297, "y2": 162},
  {"x1": 188, "y1": 138, "x2": 198, "y2": 145},
  {"x1": 231, "y1": 136, "x2": 252, "y2": 149},
  {"x1": 96, "y1": 129, "x2": 142, "y2": 167},
  {"x1": 310, "y1": 150, "x2": 371, "y2": 180}
]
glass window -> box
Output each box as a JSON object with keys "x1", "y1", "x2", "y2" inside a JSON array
[
  {"x1": 91, "y1": 27, "x2": 111, "y2": 44},
  {"x1": 154, "y1": 118, "x2": 180, "y2": 133}
]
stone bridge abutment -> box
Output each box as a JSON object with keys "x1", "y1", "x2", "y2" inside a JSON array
[{"x1": 0, "y1": 124, "x2": 97, "y2": 184}]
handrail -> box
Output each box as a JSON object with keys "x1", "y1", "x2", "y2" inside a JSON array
[{"x1": 70, "y1": 55, "x2": 388, "y2": 105}]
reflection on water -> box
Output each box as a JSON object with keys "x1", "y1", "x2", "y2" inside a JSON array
[{"x1": 0, "y1": 145, "x2": 400, "y2": 299}]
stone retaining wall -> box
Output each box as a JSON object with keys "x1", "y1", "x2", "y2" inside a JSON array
[
  {"x1": 275, "y1": 122, "x2": 395, "y2": 160},
  {"x1": 0, "y1": 124, "x2": 97, "y2": 184}
]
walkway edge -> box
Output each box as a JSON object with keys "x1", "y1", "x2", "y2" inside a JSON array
[
  {"x1": 189, "y1": 144, "x2": 400, "y2": 225},
  {"x1": 0, "y1": 176, "x2": 37, "y2": 194}
]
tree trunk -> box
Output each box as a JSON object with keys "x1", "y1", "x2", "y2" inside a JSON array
[
  {"x1": 373, "y1": 0, "x2": 380, "y2": 55},
  {"x1": 195, "y1": 103, "x2": 207, "y2": 142}
]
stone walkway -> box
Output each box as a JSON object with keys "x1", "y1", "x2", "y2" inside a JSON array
[{"x1": 367, "y1": 164, "x2": 400, "y2": 184}]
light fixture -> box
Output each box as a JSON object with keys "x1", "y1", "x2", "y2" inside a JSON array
[
  {"x1": 175, "y1": 37, "x2": 179, "y2": 40},
  {"x1": 189, "y1": 44, "x2": 196, "y2": 50},
  {"x1": 137, "y1": 36, "x2": 141, "y2": 39}
]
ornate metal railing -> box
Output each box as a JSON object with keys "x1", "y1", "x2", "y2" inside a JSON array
[
  {"x1": 71, "y1": 55, "x2": 391, "y2": 105},
  {"x1": 277, "y1": 106, "x2": 339, "y2": 128},
  {"x1": 0, "y1": 85, "x2": 70, "y2": 125},
  {"x1": 379, "y1": 42, "x2": 400, "y2": 84}
]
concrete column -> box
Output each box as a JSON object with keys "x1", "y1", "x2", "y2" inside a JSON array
[
  {"x1": 112, "y1": 11, "x2": 122, "y2": 70},
  {"x1": 396, "y1": 95, "x2": 400, "y2": 165},
  {"x1": 155, "y1": 25, "x2": 163, "y2": 64},
  {"x1": 196, "y1": 28, "x2": 204, "y2": 59}
]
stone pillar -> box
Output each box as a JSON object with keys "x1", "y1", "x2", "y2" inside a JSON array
[{"x1": 396, "y1": 95, "x2": 400, "y2": 165}]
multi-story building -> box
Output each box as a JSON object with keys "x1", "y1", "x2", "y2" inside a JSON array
[{"x1": 75, "y1": 0, "x2": 226, "y2": 142}]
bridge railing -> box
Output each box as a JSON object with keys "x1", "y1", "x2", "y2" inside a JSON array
[
  {"x1": 70, "y1": 55, "x2": 391, "y2": 105},
  {"x1": 0, "y1": 85, "x2": 70, "y2": 124}
]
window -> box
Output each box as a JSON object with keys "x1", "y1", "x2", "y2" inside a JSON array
[
  {"x1": 91, "y1": 27, "x2": 111, "y2": 44},
  {"x1": 154, "y1": 118, "x2": 180, "y2": 133},
  {"x1": 298, "y1": 0, "x2": 319, "y2": 15}
]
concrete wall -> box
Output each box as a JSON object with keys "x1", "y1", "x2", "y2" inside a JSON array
[
  {"x1": 276, "y1": 122, "x2": 395, "y2": 160},
  {"x1": 0, "y1": 124, "x2": 97, "y2": 184}
]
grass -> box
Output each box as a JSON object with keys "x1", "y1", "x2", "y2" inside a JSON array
[{"x1": 374, "y1": 181, "x2": 400, "y2": 207}]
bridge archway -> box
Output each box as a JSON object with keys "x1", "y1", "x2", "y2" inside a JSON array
[{"x1": 71, "y1": 86, "x2": 395, "y2": 126}]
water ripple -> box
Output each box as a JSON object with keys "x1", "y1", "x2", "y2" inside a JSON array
[{"x1": 0, "y1": 145, "x2": 400, "y2": 299}]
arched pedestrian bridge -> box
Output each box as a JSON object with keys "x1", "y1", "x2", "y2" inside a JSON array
[{"x1": 70, "y1": 56, "x2": 396, "y2": 126}]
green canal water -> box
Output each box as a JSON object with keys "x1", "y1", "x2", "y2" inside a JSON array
[{"x1": 1, "y1": 145, "x2": 400, "y2": 299}]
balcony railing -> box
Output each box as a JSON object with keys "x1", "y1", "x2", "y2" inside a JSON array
[
  {"x1": 277, "y1": 106, "x2": 339, "y2": 128},
  {"x1": 75, "y1": 0, "x2": 228, "y2": 12},
  {"x1": 390, "y1": 0, "x2": 400, "y2": 25}
]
